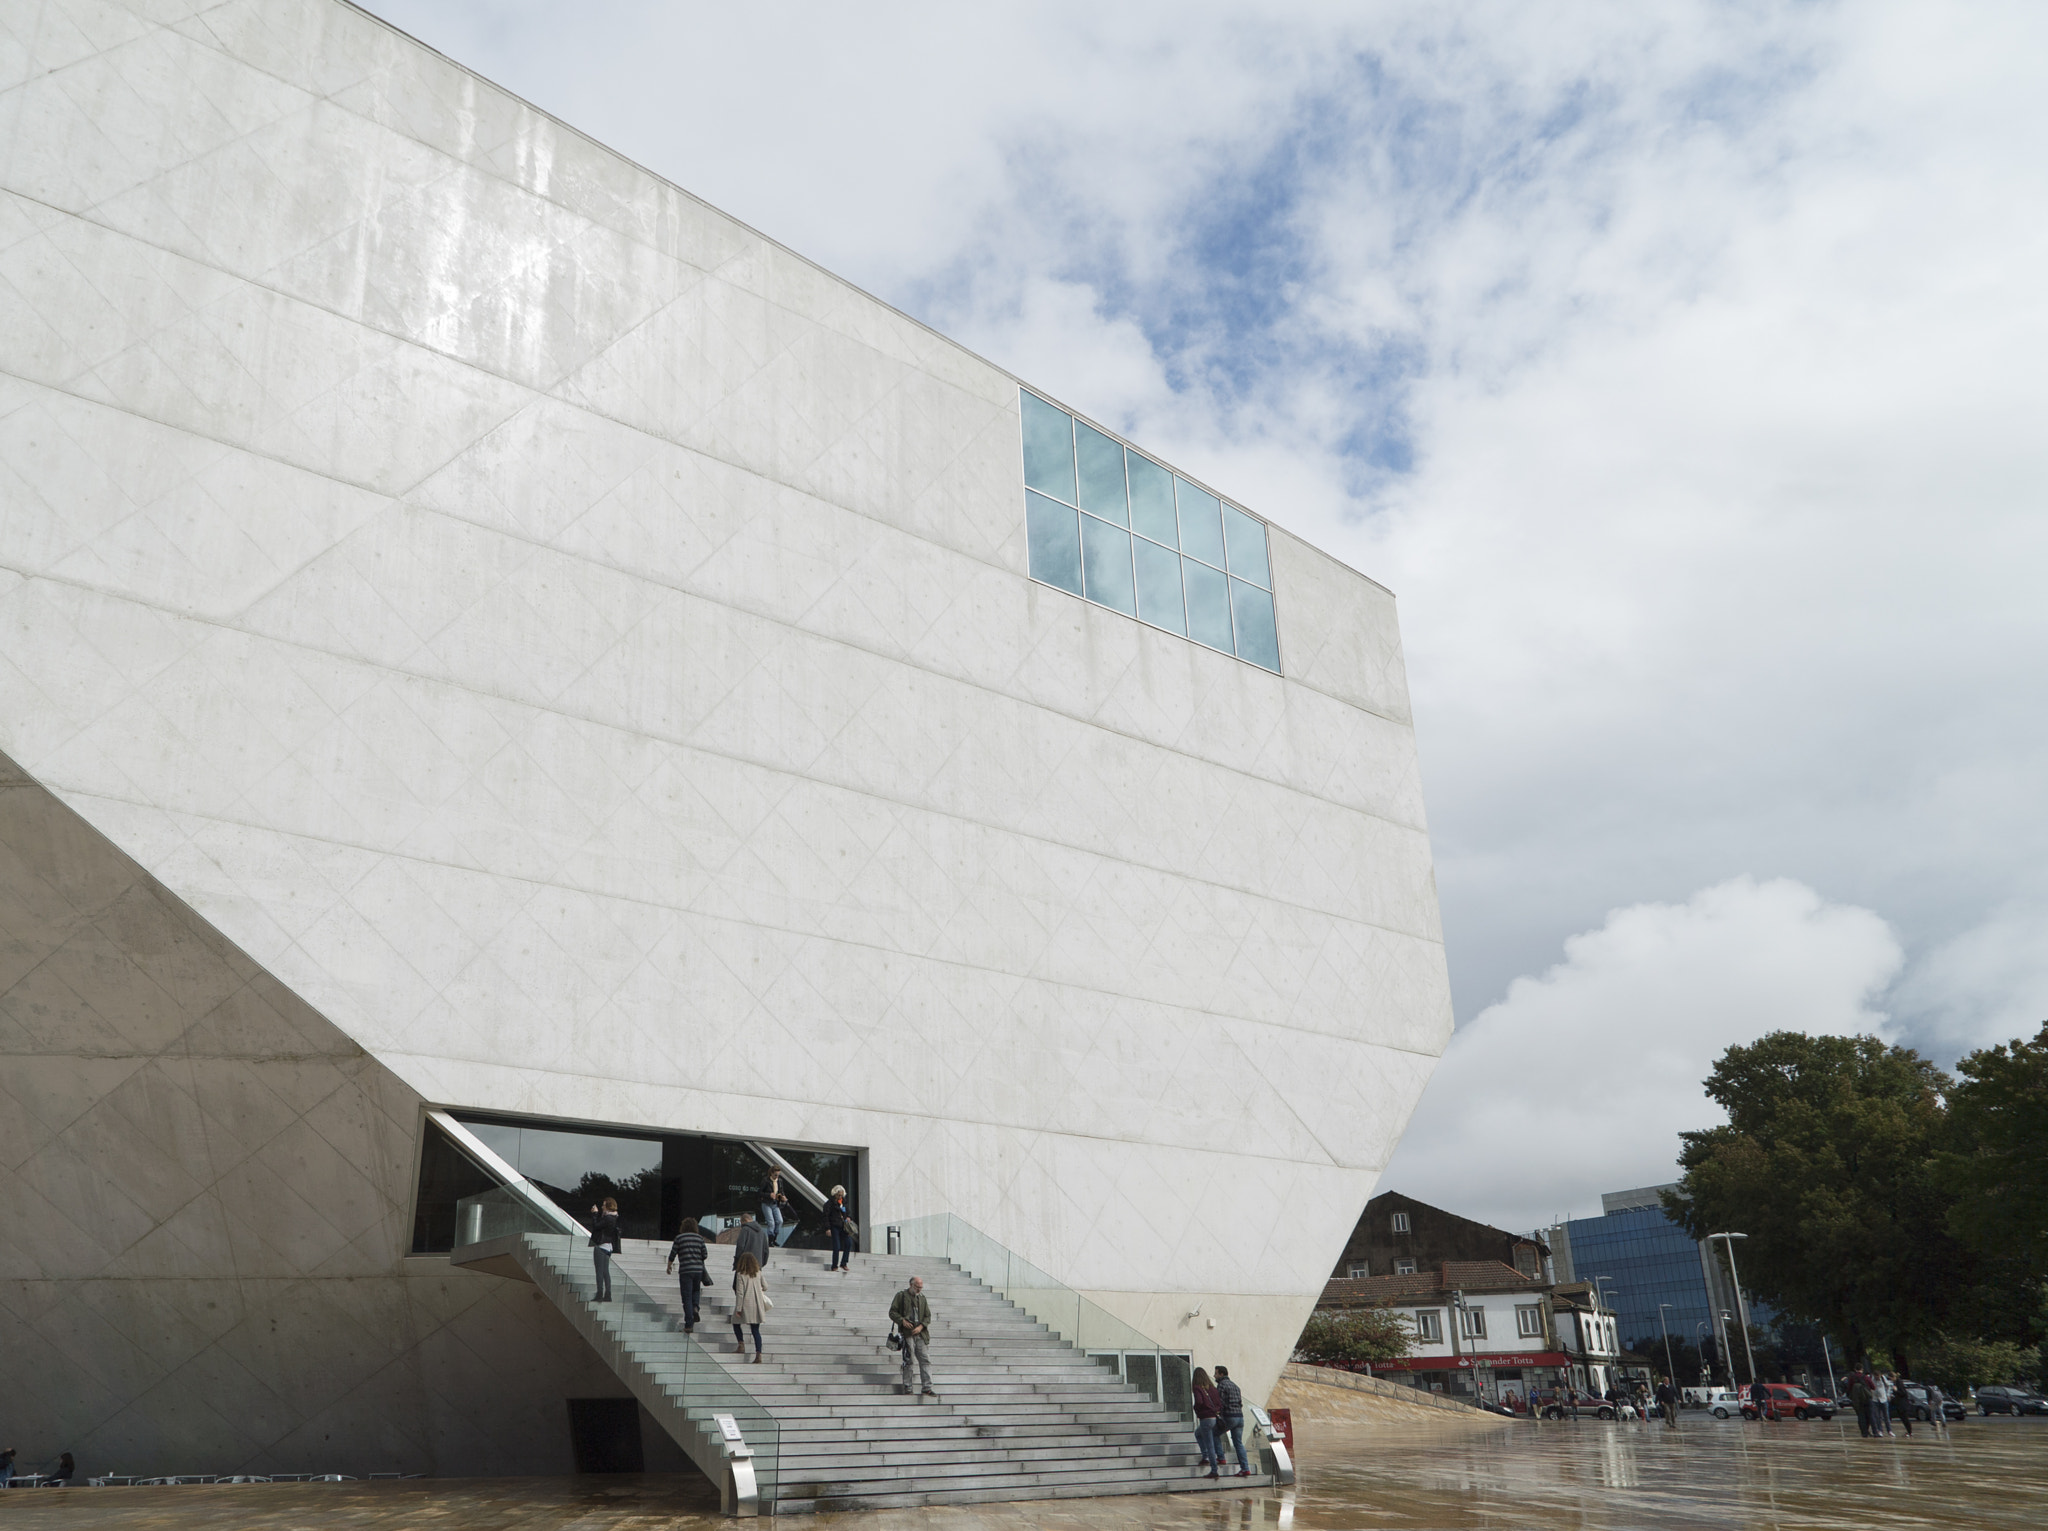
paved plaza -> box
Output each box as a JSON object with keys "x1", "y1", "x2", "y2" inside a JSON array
[{"x1": 3, "y1": 1415, "x2": 2042, "y2": 1529}]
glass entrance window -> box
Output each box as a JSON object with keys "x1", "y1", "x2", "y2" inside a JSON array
[
  {"x1": 460, "y1": 1119, "x2": 665, "y2": 1240},
  {"x1": 1020, "y1": 389, "x2": 1280, "y2": 672},
  {"x1": 410, "y1": 1111, "x2": 860, "y2": 1254}
]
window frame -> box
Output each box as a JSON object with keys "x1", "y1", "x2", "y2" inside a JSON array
[
  {"x1": 1516, "y1": 1304, "x2": 1546, "y2": 1339},
  {"x1": 1461, "y1": 1307, "x2": 1487, "y2": 1340},
  {"x1": 1394, "y1": 1258, "x2": 1417, "y2": 1275},
  {"x1": 1390, "y1": 1211, "x2": 1411, "y2": 1233},
  {"x1": 1415, "y1": 1310, "x2": 1443, "y2": 1343},
  {"x1": 1346, "y1": 1261, "x2": 1368, "y2": 1279},
  {"x1": 1018, "y1": 388, "x2": 1281, "y2": 673}
]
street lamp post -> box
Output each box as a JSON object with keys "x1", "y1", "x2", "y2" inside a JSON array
[
  {"x1": 1657, "y1": 1303, "x2": 1678, "y2": 1403},
  {"x1": 1709, "y1": 1233, "x2": 1758, "y2": 1386}
]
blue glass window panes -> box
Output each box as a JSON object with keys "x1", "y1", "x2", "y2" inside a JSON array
[
  {"x1": 1182, "y1": 558, "x2": 1234, "y2": 652},
  {"x1": 1080, "y1": 514, "x2": 1137, "y2": 616},
  {"x1": 1022, "y1": 392, "x2": 1077, "y2": 503},
  {"x1": 1222, "y1": 504, "x2": 1270, "y2": 588},
  {"x1": 1020, "y1": 389, "x2": 1279, "y2": 673},
  {"x1": 1133, "y1": 536, "x2": 1186, "y2": 634},
  {"x1": 1230, "y1": 579, "x2": 1279, "y2": 672},
  {"x1": 1026, "y1": 489, "x2": 1081, "y2": 595},
  {"x1": 1175, "y1": 479, "x2": 1226, "y2": 568},
  {"x1": 1075, "y1": 421, "x2": 1129, "y2": 524},
  {"x1": 1127, "y1": 454, "x2": 1177, "y2": 546}
]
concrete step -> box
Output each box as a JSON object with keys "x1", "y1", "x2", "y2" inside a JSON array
[{"x1": 516, "y1": 1231, "x2": 1224, "y2": 1512}]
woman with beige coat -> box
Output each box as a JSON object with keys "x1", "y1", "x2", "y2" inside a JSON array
[{"x1": 732, "y1": 1251, "x2": 769, "y2": 1362}]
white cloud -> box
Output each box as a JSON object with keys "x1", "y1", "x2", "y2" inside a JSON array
[{"x1": 1378, "y1": 879, "x2": 1902, "y2": 1231}]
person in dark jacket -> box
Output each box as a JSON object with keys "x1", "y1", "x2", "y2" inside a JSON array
[
  {"x1": 45, "y1": 1453, "x2": 74, "y2": 1486},
  {"x1": 825, "y1": 1185, "x2": 855, "y2": 1273},
  {"x1": 1192, "y1": 1369, "x2": 1222, "y2": 1479},
  {"x1": 1848, "y1": 1370, "x2": 1874, "y2": 1436},
  {"x1": 1750, "y1": 1378, "x2": 1770, "y2": 1420},
  {"x1": 1213, "y1": 1366, "x2": 1250, "y2": 1476},
  {"x1": 666, "y1": 1217, "x2": 710, "y2": 1331},
  {"x1": 1656, "y1": 1379, "x2": 1680, "y2": 1429},
  {"x1": 733, "y1": 1211, "x2": 772, "y2": 1270},
  {"x1": 588, "y1": 1197, "x2": 622, "y2": 1301}
]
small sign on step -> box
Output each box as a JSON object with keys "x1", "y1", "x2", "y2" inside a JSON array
[{"x1": 715, "y1": 1414, "x2": 743, "y2": 1442}]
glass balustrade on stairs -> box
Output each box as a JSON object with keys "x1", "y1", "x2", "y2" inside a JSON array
[
  {"x1": 891, "y1": 1213, "x2": 1194, "y2": 1422},
  {"x1": 453, "y1": 1185, "x2": 780, "y2": 1509}
]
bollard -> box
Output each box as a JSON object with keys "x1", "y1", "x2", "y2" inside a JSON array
[{"x1": 887, "y1": 1224, "x2": 901, "y2": 1255}]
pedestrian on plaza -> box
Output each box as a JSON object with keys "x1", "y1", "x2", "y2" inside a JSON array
[
  {"x1": 1848, "y1": 1369, "x2": 1874, "y2": 1437},
  {"x1": 665, "y1": 1216, "x2": 710, "y2": 1332},
  {"x1": 587, "y1": 1196, "x2": 622, "y2": 1302},
  {"x1": 45, "y1": 1453, "x2": 74, "y2": 1486},
  {"x1": 1214, "y1": 1366, "x2": 1251, "y2": 1477},
  {"x1": 890, "y1": 1274, "x2": 936, "y2": 1397},
  {"x1": 1656, "y1": 1378, "x2": 1680, "y2": 1430},
  {"x1": 1873, "y1": 1370, "x2": 1896, "y2": 1436},
  {"x1": 760, "y1": 1169, "x2": 793, "y2": 1246},
  {"x1": 1924, "y1": 1380, "x2": 1948, "y2": 1435},
  {"x1": 826, "y1": 1185, "x2": 855, "y2": 1273},
  {"x1": 733, "y1": 1210, "x2": 772, "y2": 1269},
  {"x1": 1750, "y1": 1377, "x2": 1770, "y2": 1420},
  {"x1": 1886, "y1": 1372, "x2": 1912, "y2": 1437},
  {"x1": 731, "y1": 1251, "x2": 769, "y2": 1362},
  {"x1": 1192, "y1": 1368, "x2": 1223, "y2": 1479},
  {"x1": 0, "y1": 1447, "x2": 16, "y2": 1484}
]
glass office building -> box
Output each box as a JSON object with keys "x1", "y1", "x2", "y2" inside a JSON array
[{"x1": 1550, "y1": 1187, "x2": 1755, "y2": 1378}]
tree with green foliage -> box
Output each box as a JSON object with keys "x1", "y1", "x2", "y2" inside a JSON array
[
  {"x1": 1913, "y1": 1334, "x2": 2035, "y2": 1395},
  {"x1": 1295, "y1": 1306, "x2": 1416, "y2": 1365},
  {"x1": 1944, "y1": 1022, "x2": 2048, "y2": 1276},
  {"x1": 1664, "y1": 1032, "x2": 1973, "y2": 1373}
]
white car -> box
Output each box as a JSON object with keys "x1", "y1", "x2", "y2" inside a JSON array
[{"x1": 1701, "y1": 1389, "x2": 1746, "y2": 1419}]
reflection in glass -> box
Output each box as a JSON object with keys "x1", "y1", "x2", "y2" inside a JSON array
[
  {"x1": 1027, "y1": 490, "x2": 1083, "y2": 595},
  {"x1": 410, "y1": 1121, "x2": 498, "y2": 1253},
  {"x1": 1080, "y1": 515, "x2": 1137, "y2": 616},
  {"x1": 462, "y1": 1119, "x2": 664, "y2": 1239},
  {"x1": 1127, "y1": 454, "x2": 1177, "y2": 547},
  {"x1": 1175, "y1": 479, "x2": 1226, "y2": 567},
  {"x1": 1021, "y1": 392, "x2": 1076, "y2": 502},
  {"x1": 1183, "y1": 558, "x2": 1234, "y2": 652},
  {"x1": 1230, "y1": 579, "x2": 1280, "y2": 671},
  {"x1": 1222, "y1": 504, "x2": 1271, "y2": 588},
  {"x1": 1132, "y1": 537, "x2": 1186, "y2": 634},
  {"x1": 1075, "y1": 422, "x2": 1129, "y2": 524}
]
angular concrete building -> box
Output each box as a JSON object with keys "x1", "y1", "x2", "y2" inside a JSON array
[{"x1": 0, "y1": 0, "x2": 1452, "y2": 1487}]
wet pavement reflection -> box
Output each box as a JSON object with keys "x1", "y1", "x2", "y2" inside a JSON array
[{"x1": 2, "y1": 1416, "x2": 2042, "y2": 1529}]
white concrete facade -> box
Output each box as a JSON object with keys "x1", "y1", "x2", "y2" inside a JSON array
[{"x1": 0, "y1": 0, "x2": 1452, "y2": 1470}]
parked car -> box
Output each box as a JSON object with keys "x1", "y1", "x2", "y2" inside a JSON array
[
  {"x1": 1899, "y1": 1383, "x2": 1967, "y2": 1422},
  {"x1": 1699, "y1": 1388, "x2": 1746, "y2": 1419},
  {"x1": 1741, "y1": 1383, "x2": 1836, "y2": 1421},
  {"x1": 1533, "y1": 1389, "x2": 1618, "y2": 1421},
  {"x1": 1974, "y1": 1386, "x2": 2048, "y2": 1416}
]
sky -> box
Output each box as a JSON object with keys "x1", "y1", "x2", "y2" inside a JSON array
[{"x1": 358, "y1": 1, "x2": 2048, "y2": 1234}]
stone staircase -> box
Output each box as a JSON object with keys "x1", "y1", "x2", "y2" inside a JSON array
[{"x1": 597, "y1": 1238, "x2": 1269, "y2": 1512}]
